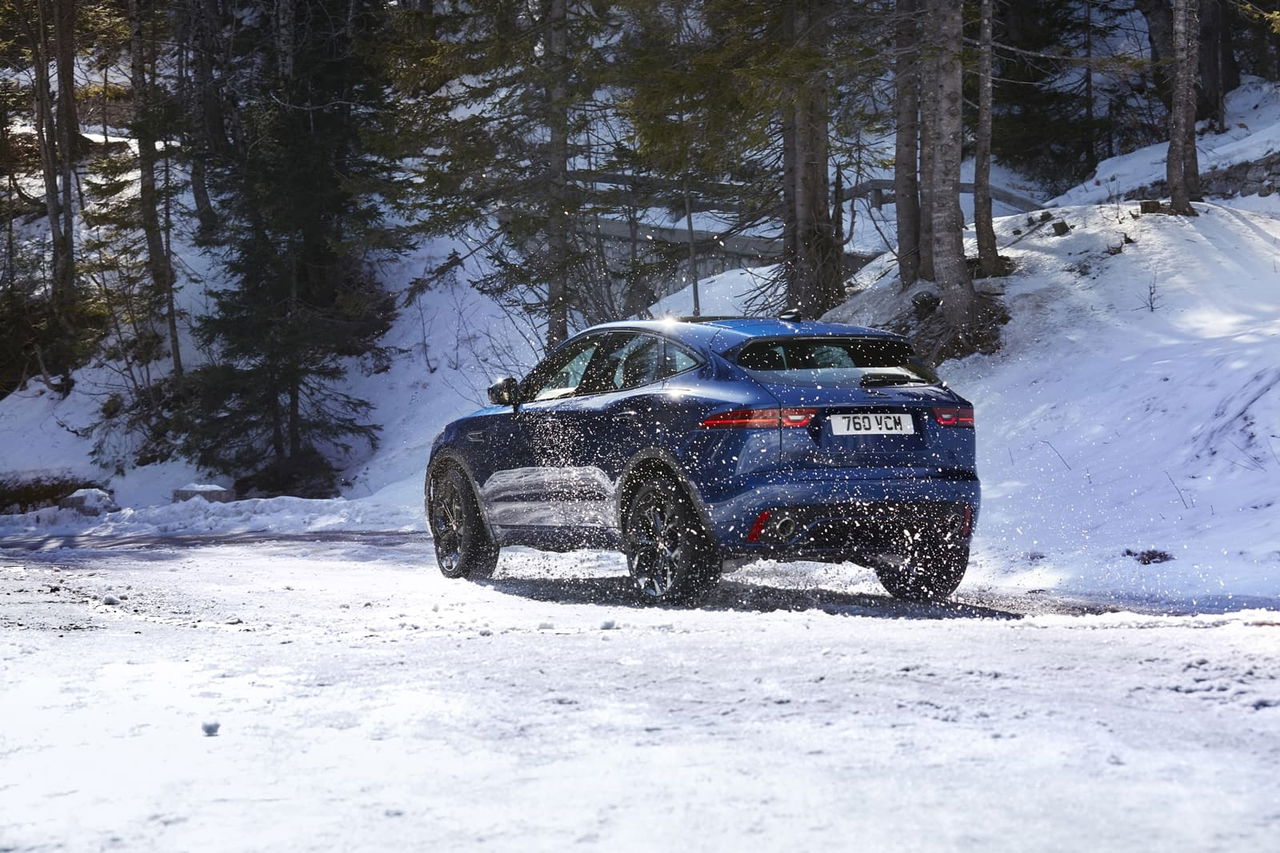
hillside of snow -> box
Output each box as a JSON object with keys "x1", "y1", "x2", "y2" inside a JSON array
[
  {"x1": 831, "y1": 201, "x2": 1280, "y2": 602},
  {"x1": 1054, "y1": 75, "x2": 1280, "y2": 206},
  {"x1": 0, "y1": 224, "x2": 532, "y2": 506}
]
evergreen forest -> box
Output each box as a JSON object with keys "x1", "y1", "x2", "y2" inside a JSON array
[{"x1": 2, "y1": 0, "x2": 1280, "y2": 494}]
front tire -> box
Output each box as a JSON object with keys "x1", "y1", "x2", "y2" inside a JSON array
[
  {"x1": 622, "y1": 478, "x2": 720, "y2": 605},
  {"x1": 426, "y1": 463, "x2": 499, "y2": 579}
]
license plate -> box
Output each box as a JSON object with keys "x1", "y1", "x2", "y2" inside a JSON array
[{"x1": 831, "y1": 412, "x2": 914, "y2": 435}]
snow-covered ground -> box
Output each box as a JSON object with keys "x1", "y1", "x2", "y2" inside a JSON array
[{"x1": 2, "y1": 540, "x2": 1278, "y2": 851}]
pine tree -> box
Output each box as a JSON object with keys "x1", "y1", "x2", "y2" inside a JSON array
[
  {"x1": 8, "y1": 0, "x2": 78, "y2": 330},
  {"x1": 0, "y1": 0, "x2": 120, "y2": 389},
  {"x1": 387, "y1": 0, "x2": 619, "y2": 351},
  {"x1": 126, "y1": 0, "x2": 182, "y2": 380},
  {"x1": 620, "y1": 0, "x2": 851, "y2": 317},
  {"x1": 989, "y1": 1, "x2": 1128, "y2": 194},
  {"x1": 81, "y1": 149, "x2": 174, "y2": 470},
  {"x1": 182, "y1": 0, "x2": 401, "y2": 495},
  {"x1": 924, "y1": 0, "x2": 971, "y2": 316},
  {"x1": 614, "y1": 0, "x2": 774, "y2": 314}
]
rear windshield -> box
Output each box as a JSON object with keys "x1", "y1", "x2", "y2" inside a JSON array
[{"x1": 736, "y1": 337, "x2": 938, "y2": 387}]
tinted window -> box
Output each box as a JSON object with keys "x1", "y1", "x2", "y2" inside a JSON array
[
  {"x1": 524, "y1": 332, "x2": 705, "y2": 401},
  {"x1": 599, "y1": 334, "x2": 663, "y2": 392},
  {"x1": 524, "y1": 336, "x2": 603, "y2": 401},
  {"x1": 661, "y1": 341, "x2": 702, "y2": 378},
  {"x1": 737, "y1": 337, "x2": 937, "y2": 386}
]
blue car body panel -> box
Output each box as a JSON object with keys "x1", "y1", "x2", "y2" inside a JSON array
[{"x1": 429, "y1": 318, "x2": 979, "y2": 564}]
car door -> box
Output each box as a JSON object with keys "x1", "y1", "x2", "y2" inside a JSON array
[
  {"x1": 540, "y1": 332, "x2": 674, "y2": 530},
  {"x1": 475, "y1": 334, "x2": 606, "y2": 530}
]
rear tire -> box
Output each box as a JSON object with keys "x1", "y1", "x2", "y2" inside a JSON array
[
  {"x1": 622, "y1": 478, "x2": 720, "y2": 605},
  {"x1": 426, "y1": 463, "x2": 499, "y2": 580},
  {"x1": 872, "y1": 536, "x2": 968, "y2": 602}
]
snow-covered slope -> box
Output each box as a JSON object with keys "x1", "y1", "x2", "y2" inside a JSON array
[
  {"x1": 0, "y1": 231, "x2": 531, "y2": 509},
  {"x1": 832, "y1": 201, "x2": 1280, "y2": 601},
  {"x1": 1054, "y1": 76, "x2": 1280, "y2": 207},
  {"x1": 334, "y1": 246, "x2": 537, "y2": 498}
]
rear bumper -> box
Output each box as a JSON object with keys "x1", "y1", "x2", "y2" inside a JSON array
[{"x1": 701, "y1": 468, "x2": 980, "y2": 561}]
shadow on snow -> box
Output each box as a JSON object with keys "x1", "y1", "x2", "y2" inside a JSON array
[{"x1": 480, "y1": 573, "x2": 1024, "y2": 620}]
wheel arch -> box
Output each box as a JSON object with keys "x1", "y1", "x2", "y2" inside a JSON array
[
  {"x1": 616, "y1": 449, "x2": 716, "y2": 540},
  {"x1": 426, "y1": 450, "x2": 497, "y2": 540}
]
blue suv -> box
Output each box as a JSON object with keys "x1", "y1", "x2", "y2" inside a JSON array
[{"x1": 426, "y1": 317, "x2": 979, "y2": 604}]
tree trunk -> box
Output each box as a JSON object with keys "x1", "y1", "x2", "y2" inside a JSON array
[
  {"x1": 1136, "y1": 0, "x2": 1176, "y2": 110},
  {"x1": 176, "y1": 0, "x2": 221, "y2": 233},
  {"x1": 53, "y1": 0, "x2": 80, "y2": 158},
  {"x1": 974, "y1": 0, "x2": 998, "y2": 278},
  {"x1": 917, "y1": 18, "x2": 936, "y2": 283},
  {"x1": 792, "y1": 101, "x2": 814, "y2": 313},
  {"x1": 1167, "y1": 0, "x2": 1199, "y2": 215},
  {"x1": 1084, "y1": 0, "x2": 1096, "y2": 165},
  {"x1": 25, "y1": 1, "x2": 75, "y2": 314},
  {"x1": 786, "y1": 0, "x2": 814, "y2": 314},
  {"x1": 544, "y1": 0, "x2": 570, "y2": 348},
  {"x1": 926, "y1": 0, "x2": 975, "y2": 331},
  {"x1": 808, "y1": 66, "x2": 840, "y2": 313},
  {"x1": 52, "y1": 0, "x2": 77, "y2": 293},
  {"x1": 276, "y1": 0, "x2": 295, "y2": 80},
  {"x1": 781, "y1": 106, "x2": 798, "y2": 305},
  {"x1": 129, "y1": 0, "x2": 183, "y2": 379},
  {"x1": 1197, "y1": 0, "x2": 1237, "y2": 131},
  {"x1": 682, "y1": 176, "x2": 700, "y2": 316},
  {"x1": 778, "y1": 0, "x2": 838, "y2": 318},
  {"x1": 189, "y1": 149, "x2": 217, "y2": 236},
  {"x1": 893, "y1": 0, "x2": 920, "y2": 288},
  {"x1": 1184, "y1": 1, "x2": 1202, "y2": 201},
  {"x1": 195, "y1": 0, "x2": 228, "y2": 157}
]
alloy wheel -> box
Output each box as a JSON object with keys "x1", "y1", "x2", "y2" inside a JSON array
[{"x1": 430, "y1": 476, "x2": 465, "y2": 574}]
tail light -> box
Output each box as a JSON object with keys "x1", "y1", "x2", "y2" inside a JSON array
[
  {"x1": 701, "y1": 408, "x2": 817, "y2": 429},
  {"x1": 932, "y1": 407, "x2": 974, "y2": 427},
  {"x1": 746, "y1": 510, "x2": 772, "y2": 542}
]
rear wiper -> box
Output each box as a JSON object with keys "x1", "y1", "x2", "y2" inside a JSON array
[{"x1": 860, "y1": 374, "x2": 926, "y2": 387}]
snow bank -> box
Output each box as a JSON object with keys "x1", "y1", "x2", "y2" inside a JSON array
[{"x1": 0, "y1": 476, "x2": 425, "y2": 539}]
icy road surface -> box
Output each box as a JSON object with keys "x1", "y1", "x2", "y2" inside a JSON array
[{"x1": 2, "y1": 536, "x2": 1278, "y2": 852}]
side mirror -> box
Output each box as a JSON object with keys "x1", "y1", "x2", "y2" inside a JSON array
[{"x1": 487, "y1": 377, "x2": 519, "y2": 407}]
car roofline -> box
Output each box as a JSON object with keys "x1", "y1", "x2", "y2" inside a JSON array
[{"x1": 578, "y1": 317, "x2": 908, "y2": 355}]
